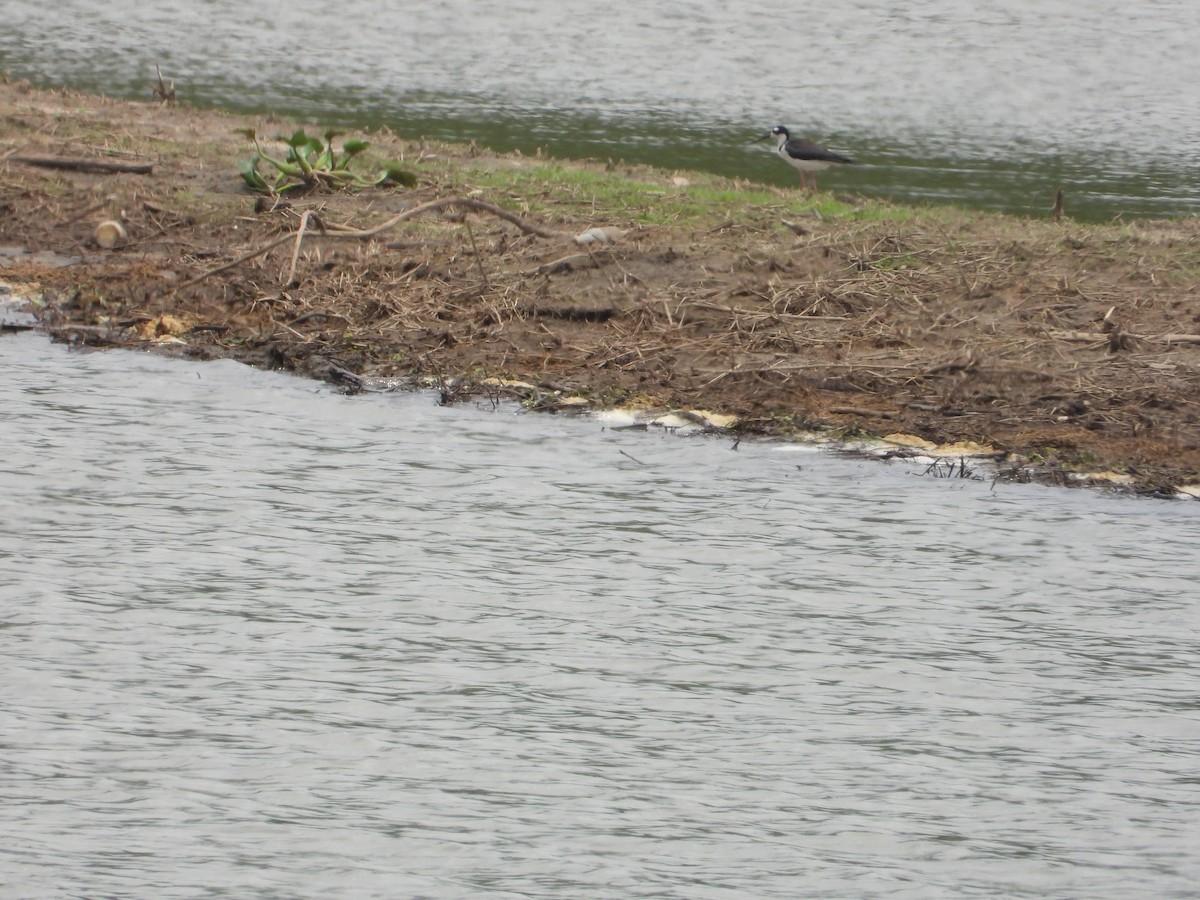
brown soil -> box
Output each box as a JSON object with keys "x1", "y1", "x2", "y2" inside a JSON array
[{"x1": 3, "y1": 81, "x2": 1199, "y2": 495}]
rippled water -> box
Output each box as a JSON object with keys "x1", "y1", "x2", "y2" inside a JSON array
[
  {"x1": 4, "y1": 0, "x2": 1200, "y2": 219},
  {"x1": 2, "y1": 331, "x2": 1199, "y2": 898}
]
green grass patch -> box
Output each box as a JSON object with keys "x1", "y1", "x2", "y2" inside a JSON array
[{"x1": 448, "y1": 160, "x2": 887, "y2": 228}]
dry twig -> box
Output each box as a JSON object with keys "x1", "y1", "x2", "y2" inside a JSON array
[{"x1": 175, "y1": 196, "x2": 562, "y2": 293}]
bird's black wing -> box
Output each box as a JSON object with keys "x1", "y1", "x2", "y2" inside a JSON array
[{"x1": 784, "y1": 139, "x2": 855, "y2": 165}]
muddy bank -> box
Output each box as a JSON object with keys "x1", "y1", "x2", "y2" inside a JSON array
[{"x1": 2, "y1": 81, "x2": 1198, "y2": 496}]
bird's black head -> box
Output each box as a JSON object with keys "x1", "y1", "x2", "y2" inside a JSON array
[{"x1": 770, "y1": 125, "x2": 790, "y2": 139}]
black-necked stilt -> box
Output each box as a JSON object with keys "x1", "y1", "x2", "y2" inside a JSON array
[{"x1": 766, "y1": 125, "x2": 854, "y2": 192}]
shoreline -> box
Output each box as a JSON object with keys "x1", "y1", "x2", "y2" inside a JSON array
[{"x1": 2, "y1": 81, "x2": 1198, "y2": 498}]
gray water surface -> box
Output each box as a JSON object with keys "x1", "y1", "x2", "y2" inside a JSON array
[
  {"x1": 3, "y1": 0, "x2": 1199, "y2": 219},
  {"x1": 2, "y1": 331, "x2": 1199, "y2": 898}
]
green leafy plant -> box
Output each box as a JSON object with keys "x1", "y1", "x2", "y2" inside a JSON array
[{"x1": 236, "y1": 127, "x2": 417, "y2": 194}]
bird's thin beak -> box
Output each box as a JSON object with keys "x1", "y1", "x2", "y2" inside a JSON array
[{"x1": 749, "y1": 132, "x2": 770, "y2": 144}]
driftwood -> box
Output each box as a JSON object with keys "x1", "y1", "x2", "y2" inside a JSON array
[
  {"x1": 174, "y1": 196, "x2": 564, "y2": 292},
  {"x1": 11, "y1": 155, "x2": 154, "y2": 175}
]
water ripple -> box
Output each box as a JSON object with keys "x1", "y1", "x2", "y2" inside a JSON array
[{"x1": 2, "y1": 332, "x2": 1199, "y2": 898}]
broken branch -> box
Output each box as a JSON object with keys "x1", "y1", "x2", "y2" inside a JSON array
[{"x1": 10, "y1": 155, "x2": 154, "y2": 175}]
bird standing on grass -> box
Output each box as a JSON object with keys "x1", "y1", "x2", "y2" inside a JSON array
[{"x1": 766, "y1": 125, "x2": 854, "y2": 192}]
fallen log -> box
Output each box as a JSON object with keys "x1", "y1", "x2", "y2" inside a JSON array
[
  {"x1": 1048, "y1": 330, "x2": 1200, "y2": 345},
  {"x1": 10, "y1": 154, "x2": 154, "y2": 175}
]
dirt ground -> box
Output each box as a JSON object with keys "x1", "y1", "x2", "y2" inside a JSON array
[{"x1": 3, "y1": 81, "x2": 1200, "y2": 496}]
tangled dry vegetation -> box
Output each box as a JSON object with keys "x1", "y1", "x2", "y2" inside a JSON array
[{"x1": 2, "y1": 81, "x2": 1199, "y2": 494}]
